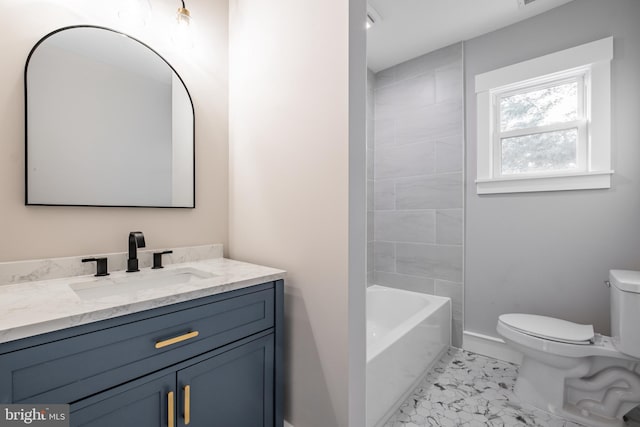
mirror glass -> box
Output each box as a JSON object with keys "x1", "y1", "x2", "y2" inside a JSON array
[{"x1": 26, "y1": 26, "x2": 194, "y2": 208}]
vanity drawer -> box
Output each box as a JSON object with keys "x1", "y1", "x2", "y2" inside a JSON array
[{"x1": 0, "y1": 287, "x2": 274, "y2": 404}]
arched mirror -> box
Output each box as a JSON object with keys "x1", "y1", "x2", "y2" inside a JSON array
[{"x1": 25, "y1": 26, "x2": 195, "y2": 208}]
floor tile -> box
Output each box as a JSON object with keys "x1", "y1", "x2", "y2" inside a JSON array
[{"x1": 383, "y1": 348, "x2": 600, "y2": 427}]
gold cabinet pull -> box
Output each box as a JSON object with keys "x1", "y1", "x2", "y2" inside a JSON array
[
  {"x1": 155, "y1": 331, "x2": 199, "y2": 349},
  {"x1": 168, "y1": 391, "x2": 175, "y2": 427},
  {"x1": 184, "y1": 385, "x2": 191, "y2": 425}
]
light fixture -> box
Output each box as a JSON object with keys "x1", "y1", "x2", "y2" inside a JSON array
[
  {"x1": 366, "y1": 5, "x2": 382, "y2": 30},
  {"x1": 517, "y1": 0, "x2": 538, "y2": 7},
  {"x1": 118, "y1": 0, "x2": 153, "y2": 27},
  {"x1": 172, "y1": 0, "x2": 195, "y2": 48}
]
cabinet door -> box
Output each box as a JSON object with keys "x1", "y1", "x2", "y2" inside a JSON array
[
  {"x1": 70, "y1": 372, "x2": 175, "y2": 427},
  {"x1": 177, "y1": 335, "x2": 274, "y2": 427}
]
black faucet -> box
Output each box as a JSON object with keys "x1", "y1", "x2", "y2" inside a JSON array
[
  {"x1": 152, "y1": 250, "x2": 173, "y2": 269},
  {"x1": 126, "y1": 231, "x2": 146, "y2": 272},
  {"x1": 82, "y1": 257, "x2": 109, "y2": 277}
]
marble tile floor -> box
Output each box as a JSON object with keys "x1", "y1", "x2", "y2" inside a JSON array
[{"x1": 384, "y1": 348, "x2": 640, "y2": 427}]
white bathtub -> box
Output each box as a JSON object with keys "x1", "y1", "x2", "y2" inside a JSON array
[{"x1": 366, "y1": 285, "x2": 451, "y2": 427}]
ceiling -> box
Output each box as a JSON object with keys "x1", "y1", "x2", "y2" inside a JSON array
[{"x1": 367, "y1": 0, "x2": 576, "y2": 72}]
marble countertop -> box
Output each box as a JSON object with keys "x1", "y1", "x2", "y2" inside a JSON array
[{"x1": 0, "y1": 258, "x2": 286, "y2": 344}]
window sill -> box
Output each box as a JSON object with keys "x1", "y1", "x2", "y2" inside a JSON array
[{"x1": 475, "y1": 170, "x2": 613, "y2": 195}]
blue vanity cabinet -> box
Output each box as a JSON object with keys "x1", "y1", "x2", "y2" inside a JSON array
[
  {"x1": 0, "y1": 279, "x2": 284, "y2": 427},
  {"x1": 175, "y1": 333, "x2": 274, "y2": 427},
  {"x1": 70, "y1": 333, "x2": 274, "y2": 427},
  {"x1": 69, "y1": 372, "x2": 175, "y2": 427}
]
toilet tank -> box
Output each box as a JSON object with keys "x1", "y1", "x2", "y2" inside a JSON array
[{"x1": 610, "y1": 270, "x2": 640, "y2": 358}]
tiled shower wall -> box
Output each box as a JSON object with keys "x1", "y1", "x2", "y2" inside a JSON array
[
  {"x1": 367, "y1": 68, "x2": 376, "y2": 286},
  {"x1": 367, "y1": 43, "x2": 464, "y2": 347}
]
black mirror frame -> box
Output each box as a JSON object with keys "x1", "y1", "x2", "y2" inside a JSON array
[{"x1": 24, "y1": 25, "x2": 196, "y2": 208}]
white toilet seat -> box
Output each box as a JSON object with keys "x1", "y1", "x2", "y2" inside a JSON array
[
  {"x1": 497, "y1": 315, "x2": 631, "y2": 359},
  {"x1": 499, "y1": 313, "x2": 594, "y2": 344}
]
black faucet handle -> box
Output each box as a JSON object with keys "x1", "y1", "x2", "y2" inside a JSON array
[
  {"x1": 152, "y1": 250, "x2": 173, "y2": 269},
  {"x1": 82, "y1": 257, "x2": 110, "y2": 277}
]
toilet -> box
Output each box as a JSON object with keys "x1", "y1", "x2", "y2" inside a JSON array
[{"x1": 497, "y1": 270, "x2": 640, "y2": 427}]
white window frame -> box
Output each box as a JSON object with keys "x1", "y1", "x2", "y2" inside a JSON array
[
  {"x1": 494, "y1": 73, "x2": 587, "y2": 176},
  {"x1": 475, "y1": 37, "x2": 613, "y2": 194}
]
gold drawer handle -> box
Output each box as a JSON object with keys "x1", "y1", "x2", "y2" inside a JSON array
[
  {"x1": 184, "y1": 385, "x2": 191, "y2": 425},
  {"x1": 168, "y1": 391, "x2": 175, "y2": 427},
  {"x1": 155, "y1": 331, "x2": 199, "y2": 349}
]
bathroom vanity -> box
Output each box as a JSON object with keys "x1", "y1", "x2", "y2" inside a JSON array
[
  {"x1": 0, "y1": 255, "x2": 285, "y2": 427},
  {"x1": 15, "y1": 20, "x2": 285, "y2": 425}
]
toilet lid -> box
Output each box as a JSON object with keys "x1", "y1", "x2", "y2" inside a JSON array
[{"x1": 499, "y1": 314, "x2": 594, "y2": 344}]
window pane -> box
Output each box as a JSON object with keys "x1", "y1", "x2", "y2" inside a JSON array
[
  {"x1": 500, "y1": 81, "x2": 578, "y2": 132},
  {"x1": 501, "y1": 129, "x2": 578, "y2": 175}
]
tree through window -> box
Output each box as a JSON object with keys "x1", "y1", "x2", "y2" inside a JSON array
[{"x1": 495, "y1": 76, "x2": 585, "y2": 175}]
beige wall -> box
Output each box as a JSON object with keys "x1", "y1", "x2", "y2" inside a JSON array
[
  {"x1": 0, "y1": 0, "x2": 228, "y2": 261},
  {"x1": 228, "y1": 0, "x2": 366, "y2": 426}
]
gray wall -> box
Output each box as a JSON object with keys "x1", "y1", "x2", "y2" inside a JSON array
[
  {"x1": 465, "y1": 0, "x2": 640, "y2": 338},
  {"x1": 369, "y1": 43, "x2": 464, "y2": 346}
]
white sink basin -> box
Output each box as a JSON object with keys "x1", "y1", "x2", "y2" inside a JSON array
[{"x1": 71, "y1": 267, "x2": 215, "y2": 300}]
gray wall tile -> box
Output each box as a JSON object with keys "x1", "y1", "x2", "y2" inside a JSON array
[
  {"x1": 374, "y1": 119, "x2": 395, "y2": 147},
  {"x1": 393, "y1": 109, "x2": 434, "y2": 145},
  {"x1": 436, "y1": 209, "x2": 463, "y2": 245},
  {"x1": 367, "y1": 69, "x2": 376, "y2": 118},
  {"x1": 452, "y1": 319, "x2": 463, "y2": 348},
  {"x1": 436, "y1": 134, "x2": 463, "y2": 173},
  {"x1": 372, "y1": 271, "x2": 435, "y2": 294},
  {"x1": 435, "y1": 280, "x2": 462, "y2": 320},
  {"x1": 373, "y1": 241, "x2": 395, "y2": 273},
  {"x1": 396, "y1": 243, "x2": 462, "y2": 282},
  {"x1": 435, "y1": 63, "x2": 463, "y2": 103},
  {"x1": 374, "y1": 67, "x2": 396, "y2": 90},
  {"x1": 367, "y1": 179, "x2": 374, "y2": 212},
  {"x1": 367, "y1": 119, "x2": 375, "y2": 151},
  {"x1": 367, "y1": 99, "x2": 375, "y2": 122},
  {"x1": 368, "y1": 43, "x2": 464, "y2": 345},
  {"x1": 374, "y1": 142, "x2": 435, "y2": 179},
  {"x1": 367, "y1": 70, "x2": 376, "y2": 180},
  {"x1": 375, "y1": 210, "x2": 436, "y2": 244},
  {"x1": 396, "y1": 173, "x2": 463, "y2": 209},
  {"x1": 375, "y1": 73, "x2": 436, "y2": 120},
  {"x1": 374, "y1": 179, "x2": 395, "y2": 210},
  {"x1": 395, "y1": 100, "x2": 463, "y2": 144},
  {"x1": 366, "y1": 69, "x2": 376, "y2": 277},
  {"x1": 393, "y1": 43, "x2": 463, "y2": 82}
]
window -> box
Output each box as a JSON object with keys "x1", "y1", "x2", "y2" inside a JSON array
[
  {"x1": 475, "y1": 37, "x2": 613, "y2": 194},
  {"x1": 497, "y1": 74, "x2": 586, "y2": 176}
]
